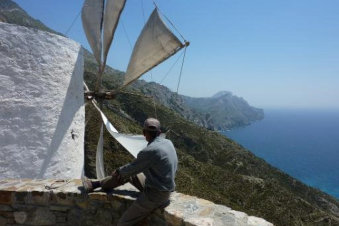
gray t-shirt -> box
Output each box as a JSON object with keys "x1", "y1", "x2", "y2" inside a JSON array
[{"x1": 118, "y1": 136, "x2": 178, "y2": 191}]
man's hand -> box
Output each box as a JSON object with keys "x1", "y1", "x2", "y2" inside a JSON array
[
  {"x1": 111, "y1": 169, "x2": 123, "y2": 184},
  {"x1": 111, "y1": 169, "x2": 119, "y2": 176}
]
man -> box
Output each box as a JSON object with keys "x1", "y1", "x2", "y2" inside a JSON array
[{"x1": 83, "y1": 118, "x2": 178, "y2": 225}]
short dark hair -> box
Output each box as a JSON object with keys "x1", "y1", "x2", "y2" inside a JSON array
[{"x1": 143, "y1": 129, "x2": 159, "y2": 140}]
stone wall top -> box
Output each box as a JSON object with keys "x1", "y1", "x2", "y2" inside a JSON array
[{"x1": 0, "y1": 179, "x2": 273, "y2": 226}]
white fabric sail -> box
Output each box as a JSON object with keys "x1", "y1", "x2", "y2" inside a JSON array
[
  {"x1": 103, "y1": 0, "x2": 126, "y2": 65},
  {"x1": 81, "y1": 0, "x2": 104, "y2": 64},
  {"x1": 109, "y1": 134, "x2": 147, "y2": 158},
  {"x1": 81, "y1": 5, "x2": 187, "y2": 175},
  {"x1": 93, "y1": 101, "x2": 147, "y2": 158},
  {"x1": 96, "y1": 124, "x2": 106, "y2": 179},
  {"x1": 123, "y1": 9, "x2": 184, "y2": 87}
]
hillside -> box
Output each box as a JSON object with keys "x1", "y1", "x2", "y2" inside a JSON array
[
  {"x1": 1, "y1": 1, "x2": 339, "y2": 225},
  {"x1": 0, "y1": 0, "x2": 61, "y2": 35},
  {"x1": 84, "y1": 60, "x2": 339, "y2": 226}
]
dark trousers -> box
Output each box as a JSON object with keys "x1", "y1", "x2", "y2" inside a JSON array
[{"x1": 100, "y1": 174, "x2": 170, "y2": 226}]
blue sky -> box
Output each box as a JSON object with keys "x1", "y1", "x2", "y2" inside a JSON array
[{"x1": 13, "y1": 0, "x2": 339, "y2": 109}]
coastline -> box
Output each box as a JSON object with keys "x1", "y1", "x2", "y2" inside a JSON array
[{"x1": 222, "y1": 108, "x2": 339, "y2": 199}]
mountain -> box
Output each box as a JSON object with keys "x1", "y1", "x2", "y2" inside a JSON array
[
  {"x1": 1, "y1": 1, "x2": 339, "y2": 225},
  {"x1": 130, "y1": 82, "x2": 264, "y2": 130},
  {"x1": 0, "y1": 0, "x2": 61, "y2": 35},
  {"x1": 183, "y1": 91, "x2": 264, "y2": 130}
]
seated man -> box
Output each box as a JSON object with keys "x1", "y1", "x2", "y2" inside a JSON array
[{"x1": 83, "y1": 118, "x2": 178, "y2": 226}]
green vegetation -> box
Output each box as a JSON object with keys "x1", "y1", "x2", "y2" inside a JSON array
[
  {"x1": 1, "y1": 1, "x2": 339, "y2": 225},
  {"x1": 84, "y1": 60, "x2": 339, "y2": 225}
]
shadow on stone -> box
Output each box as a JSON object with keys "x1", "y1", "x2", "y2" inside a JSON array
[{"x1": 77, "y1": 185, "x2": 140, "y2": 199}]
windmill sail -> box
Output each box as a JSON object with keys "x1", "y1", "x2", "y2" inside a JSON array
[
  {"x1": 96, "y1": 124, "x2": 105, "y2": 179},
  {"x1": 81, "y1": 0, "x2": 104, "y2": 64},
  {"x1": 123, "y1": 9, "x2": 184, "y2": 87},
  {"x1": 103, "y1": 0, "x2": 126, "y2": 66},
  {"x1": 93, "y1": 101, "x2": 147, "y2": 158},
  {"x1": 82, "y1": 0, "x2": 126, "y2": 92},
  {"x1": 81, "y1": 3, "x2": 188, "y2": 175}
]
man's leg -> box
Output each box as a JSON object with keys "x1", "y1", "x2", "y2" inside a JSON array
[
  {"x1": 117, "y1": 188, "x2": 170, "y2": 226},
  {"x1": 99, "y1": 173, "x2": 146, "y2": 191},
  {"x1": 99, "y1": 175, "x2": 124, "y2": 191}
]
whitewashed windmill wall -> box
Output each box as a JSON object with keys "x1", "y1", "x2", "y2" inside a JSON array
[{"x1": 0, "y1": 22, "x2": 85, "y2": 179}]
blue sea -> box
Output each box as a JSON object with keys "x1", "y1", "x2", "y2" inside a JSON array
[{"x1": 222, "y1": 109, "x2": 339, "y2": 199}]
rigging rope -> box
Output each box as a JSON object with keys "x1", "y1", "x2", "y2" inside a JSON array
[
  {"x1": 121, "y1": 20, "x2": 133, "y2": 50},
  {"x1": 149, "y1": 0, "x2": 189, "y2": 96},
  {"x1": 151, "y1": 0, "x2": 187, "y2": 42},
  {"x1": 139, "y1": 0, "x2": 158, "y2": 119},
  {"x1": 159, "y1": 49, "x2": 184, "y2": 85},
  {"x1": 141, "y1": 0, "x2": 146, "y2": 23},
  {"x1": 132, "y1": 0, "x2": 190, "y2": 116},
  {"x1": 45, "y1": 179, "x2": 71, "y2": 190},
  {"x1": 65, "y1": 9, "x2": 81, "y2": 36},
  {"x1": 176, "y1": 46, "x2": 187, "y2": 94},
  {"x1": 152, "y1": 96, "x2": 158, "y2": 118}
]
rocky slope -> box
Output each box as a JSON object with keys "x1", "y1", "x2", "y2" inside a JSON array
[
  {"x1": 130, "y1": 82, "x2": 264, "y2": 130},
  {"x1": 183, "y1": 91, "x2": 264, "y2": 130}
]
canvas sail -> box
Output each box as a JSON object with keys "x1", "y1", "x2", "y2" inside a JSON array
[
  {"x1": 123, "y1": 9, "x2": 184, "y2": 87},
  {"x1": 96, "y1": 124, "x2": 105, "y2": 179},
  {"x1": 103, "y1": 0, "x2": 126, "y2": 66},
  {"x1": 82, "y1": 0, "x2": 126, "y2": 92},
  {"x1": 109, "y1": 133, "x2": 147, "y2": 158},
  {"x1": 81, "y1": 0, "x2": 104, "y2": 64},
  {"x1": 81, "y1": 4, "x2": 187, "y2": 177},
  {"x1": 93, "y1": 101, "x2": 147, "y2": 158}
]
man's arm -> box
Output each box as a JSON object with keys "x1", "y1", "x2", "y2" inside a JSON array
[{"x1": 117, "y1": 150, "x2": 155, "y2": 179}]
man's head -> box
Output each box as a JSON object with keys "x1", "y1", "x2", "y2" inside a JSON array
[{"x1": 143, "y1": 118, "x2": 161, "y2": 142}]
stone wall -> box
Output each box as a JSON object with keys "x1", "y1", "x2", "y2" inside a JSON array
[{"x1": 0, "y1": 179, "x2": 273, "y2": 226}]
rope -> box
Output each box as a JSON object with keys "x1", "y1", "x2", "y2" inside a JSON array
[
  {"x1": 141, "y1": 0, "x2": 146, "y2": 23},
  {"x1": 140, "y1": 0, "x2": 154, "y2": 87},
  {"x1": 65, "y1": 9, "x2": 81, "y2": 36},
  {"x1": 176, "y1": 46, "x2": 187, "y2": 94},
  {"x1": 121, "y1": 20, "x2": 133, "y2": 50},
  {"x1": 139, "y1": 0, "x2": 159, "y2": 118},
  {"x1": 159, "y1": 50, "x2": 184, "y2": 85},
  {"x1": 84, "y1": 82, "x2": 98, "y2": 127},
  {"x1": 45, "y1": 179, "x2": 71, "y2": 190},
  {"x1": 150, "y1": 0, "x2": 189, "y2": 94},
  {"x1": 151, "y1": 0, "x2": 187, "y2": 42},
  {"x1": 84, "y1": 82, "x2": 90, "y2": 92},
  {"x1": 152, "y1": 96, "x2": 158, "y2": 118}
]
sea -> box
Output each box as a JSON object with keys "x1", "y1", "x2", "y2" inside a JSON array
[{"x1": 222, "y1": 109, "x2": 339, "y2": 199}]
